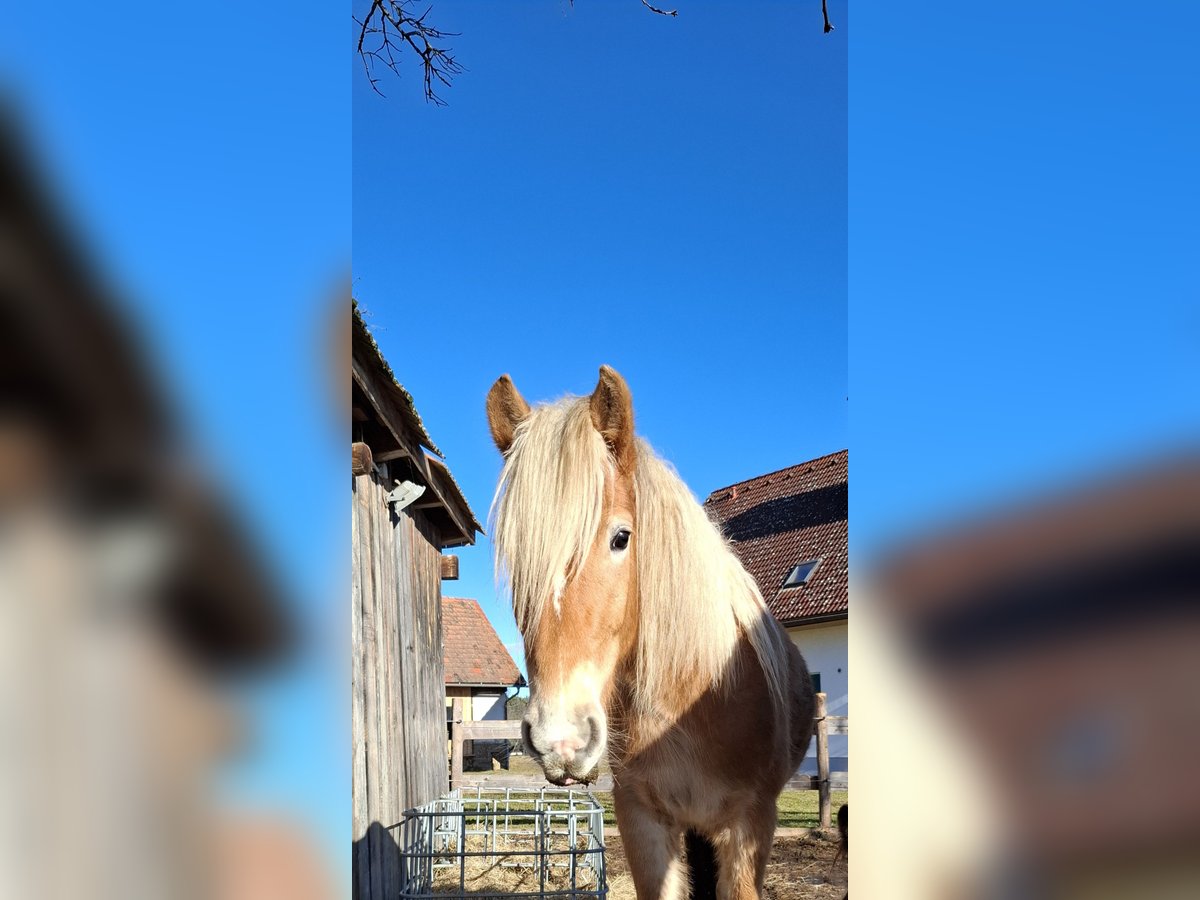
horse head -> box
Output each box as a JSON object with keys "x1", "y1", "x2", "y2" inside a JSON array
[{"x1": 486, "y1": 366, "x2": 639, "y2": 785}]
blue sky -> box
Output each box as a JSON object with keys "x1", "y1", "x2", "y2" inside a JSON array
[
  {"x1": 849, "y1": 1, "x2": 1200, "y2": 559},
  {"x1": 353, "y1": 0, "x2": 847, "y2": 679}
]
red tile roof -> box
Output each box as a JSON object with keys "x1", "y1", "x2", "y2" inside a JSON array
[
  {"x1": 442, "y1": 597, "x2": 523, "y2": 686},
  {"x1": 703, "y1": 450, "x2": 848, "y2": 626}
]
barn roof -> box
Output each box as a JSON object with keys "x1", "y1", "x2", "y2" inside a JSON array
[
  {"x1": 352, "y1": 300, "x2": 443, "y2": 457},
  {"x1": 442, "y1": 597, "x2": 524, "y2": 687},
  {"x1": 703, "y1": 450, "x2": 848, "y2": 627},
  {"x1": 352, "y1": 302, "x2": 483, "y2": 547}
]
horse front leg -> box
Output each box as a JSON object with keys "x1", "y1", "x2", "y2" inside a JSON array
[
  {"x1": 711, "y1": 804, "x2": 776, "y2": 900},
  {"x1": 613, "y1": 785, "x2": 687, "y2": 900}
]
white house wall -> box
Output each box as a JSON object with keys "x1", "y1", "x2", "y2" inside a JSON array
[
  {"x1": 471, "y1": 691, "x2": 505, "y2": 721},
  {"x1": 788, "y1": 619, "x2": 848, "y2": 760}
]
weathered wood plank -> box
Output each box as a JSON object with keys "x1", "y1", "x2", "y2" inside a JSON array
[
  {"x1": 440, "y1": 554, "x2": 459, "y2": 580},
  {"x1": 459, "y1": 773, "x2": 617, "y2": 792},
  {"x1": 459, "y1": 720, "x2": 522, "y2": 740},
  {"x1": 450, "y1": 698, "x2": 464, "y2": 791},
  {"x1": 376, "y1": 466, "x2": 399, "y2": 896},
  {"x1": 357, "y1": 469, "x2": 384, "y2": 900},
  {"x1": 785, "y1": 773, "x2": 849, "y2": 792},
  {"x1": 351, "y1": 476, "x2": 370, "y2": 900}
]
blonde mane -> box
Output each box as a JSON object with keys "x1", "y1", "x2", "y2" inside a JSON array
[{"x1": 490, "y1": 396, "x2": 788, "y2": 717}]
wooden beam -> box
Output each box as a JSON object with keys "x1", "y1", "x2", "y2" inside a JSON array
[
  {"x1": 785, "y1": 773, "x2": 849, "y2": 791},
  {"x1": 816, "y1": 692, "x2": 831, "y2": 828},
  {"x1": 440, "y1": 555, "x2": 459, "y2": 580},
  {"x1": 450, "y1": 698, "x2": 464, "y2": 791},
  {"x1": 351, "y1": 442, "x2": 374, "y2": 476},
  {"x1": 352, "y1": 359, "x2": 427, "y2": 470},
  {"x1": 374, "y1": 448, "x2": 410, "y2": 462},
  {"x1": 353, "y1": 359, "x2": 476, "y2": 548},
  {"x1": 459, "y1": 720, "x2": 521, "y2": 740}
]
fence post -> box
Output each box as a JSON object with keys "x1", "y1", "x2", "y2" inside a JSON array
[
  {"x1": 816, "y1": 691, "x2": 830, "y2": 829},
  {"x1": 451, "y1": 697, "x2": 464, "y2": 791}
]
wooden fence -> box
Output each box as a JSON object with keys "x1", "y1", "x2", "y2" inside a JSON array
[{"x1": 449, "y1": 692, "x2": 848, "y2": 829}]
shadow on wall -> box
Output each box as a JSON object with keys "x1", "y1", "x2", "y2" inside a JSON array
[{"x1": 353, "y1": 822, "x2": 402, "y2": 900}]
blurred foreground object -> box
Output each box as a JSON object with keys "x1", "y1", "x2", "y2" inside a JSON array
[
  {"x1": 0, "y1": 108, "x2": 329, "y2": 898},
  {"x1": 876, "y1": 453, "x2": 1200, "y2": 898}
]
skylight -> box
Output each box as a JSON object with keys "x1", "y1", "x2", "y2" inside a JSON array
[{"x1": 782, "y1": 559, "x2": 821, "y2": 588}]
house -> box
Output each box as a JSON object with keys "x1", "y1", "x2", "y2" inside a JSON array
[
  {"x1": 879, "y1": 453, "x2": 1200, "y2": 892},
  {"x1": 703, "y1": 449, "x2": 848, "y2": 767},
  {"x1": 443, "y1": 596, "x2": 526, "y2": 721},
  {"x1": 351, "y1": 304, "x2": 483, "y2": 900},
  {"x1": 442, "y1": 597, "x2": 526, "y2": 769}
]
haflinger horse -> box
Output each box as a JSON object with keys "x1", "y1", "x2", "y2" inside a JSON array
[{"x1": 486, "y1": 366, "x2": 816, "y2": 900}]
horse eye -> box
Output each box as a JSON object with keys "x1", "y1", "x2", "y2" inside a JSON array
[{"x1": 610, "y1": 529, "x2": 631, "y2": 551}]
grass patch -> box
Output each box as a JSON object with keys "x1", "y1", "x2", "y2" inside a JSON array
[
  {"x1": 494, "y1": 756, "x2": 844, "y2": 831},
  {"x1": 775, "y1": 790, "x2": 848, "y2": 830}
]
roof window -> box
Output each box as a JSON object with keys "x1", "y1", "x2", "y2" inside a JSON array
[{"x1": 782, "y1": 559, "x2": 821, "y2": 588}]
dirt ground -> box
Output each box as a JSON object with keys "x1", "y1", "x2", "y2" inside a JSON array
[
  {"x1": 604, "y1": 833, "x2": 847, "y2": 900},
  {"x1": 421, "y1": 830, "x2": 846, "y2": 900}
]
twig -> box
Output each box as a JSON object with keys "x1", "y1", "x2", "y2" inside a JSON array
[
  {"x1": 640, "y1": 0, "x2": 678, "y2": 17},
  {"x1": 356, "y1": 0, "x2": 463, "y2": 105},
  {"x1": 822, "y1": 0, "x2": 834, "y2": 33}
]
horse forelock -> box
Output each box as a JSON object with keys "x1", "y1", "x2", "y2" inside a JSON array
[{"x1": 490, "y1": 396, "x2": 609, "y2": 637}]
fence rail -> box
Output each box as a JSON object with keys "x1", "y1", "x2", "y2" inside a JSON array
[{"x1": 450, "y1": 693, "x2": 847, "y2": 829}]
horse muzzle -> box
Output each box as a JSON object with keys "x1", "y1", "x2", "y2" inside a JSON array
[{"x1": 522, "y1": 706, "x2": 605, "y2": 785}]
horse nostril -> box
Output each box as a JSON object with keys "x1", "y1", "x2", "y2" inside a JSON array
[{"x1": 583, "y1": 715, "x2": 602, "y2": 754}]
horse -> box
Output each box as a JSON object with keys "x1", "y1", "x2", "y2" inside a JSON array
[{"x1": 486, "y1": 365, "x2": 816, "y2": 900}]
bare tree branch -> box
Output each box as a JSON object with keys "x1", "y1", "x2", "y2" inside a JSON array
[
  {"x1": 355, "y1": 0, "x2": 463, "y2": 105},
  {"x1": 355, "y1": 1, "x2": 835, "y2": 104},
  {"x1": 640, "y1": 0, "x2": 679, "y2": 17}
]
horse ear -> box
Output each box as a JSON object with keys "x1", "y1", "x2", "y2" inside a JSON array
[
  {"x1": 589, "y1": 365, "x2": 635, "y2": 468},
  {"x1": 486, "y1": 374, "x2": 531, "y2": 454}
]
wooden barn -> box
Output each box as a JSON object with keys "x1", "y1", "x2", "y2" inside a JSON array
[{"x1": 351, "y1": 305, "x2": 483, "y2": 900}]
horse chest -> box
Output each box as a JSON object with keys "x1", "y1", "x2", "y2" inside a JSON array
[{"x1": 618, "y1": 754, "x2": 748, "y2": 831}]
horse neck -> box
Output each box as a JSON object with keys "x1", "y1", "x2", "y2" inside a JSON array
[
  {"x1": 606, "y1": 583, "x2": 755, "y2": 762},
  {"x1": 606, "y1": 629, "x2": 777, "y2": 769}
]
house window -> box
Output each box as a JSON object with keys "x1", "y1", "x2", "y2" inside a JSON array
[
  {"x1": 810, "y1": 673, "x2": 822, "y2": 694},
  {"x1": 782, "y1": 559, "x2": 821, "y2": 588}
]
